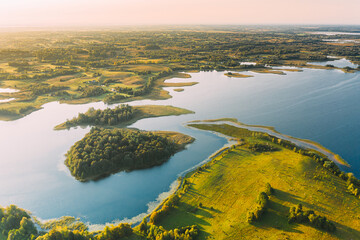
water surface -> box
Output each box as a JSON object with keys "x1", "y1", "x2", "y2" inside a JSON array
[
  {"x1": 0, "y1": 88, "x2": 19, "y2": 93},
  {"x1": 309, "y1": 58, "x2": 358, "y2": 68},
  {"x1": 0, "y1": 68, "x2": 360, "y2": 225},
  {"x1": 309, "y1": 31, "x2": 360, "y2": 36}
]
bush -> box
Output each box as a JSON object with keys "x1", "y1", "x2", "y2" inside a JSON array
[
  {"x1": 288, "y1": 204, "x2": 336, "y2": 233},
  {"x1": 247, "y1": 190, "x2": 270, "y2": 223}
]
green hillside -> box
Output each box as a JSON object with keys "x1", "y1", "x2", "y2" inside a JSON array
[{"x1": 151, "y1": 123, "x2": 360, "y2": 239}]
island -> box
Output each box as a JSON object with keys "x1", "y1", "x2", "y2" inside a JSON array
[
  {"x1": 65, "y1": 127, "x2": 194, "y2": 182},
  {"x1": 54, "y1": 104, "x2": 194, "y2": 130},
  {"x1": 224, "y1": 72, "x2": 253, "y2": 78},
  {"x1": 173, "y1": 88, "x2": 184, "y2": 92}
]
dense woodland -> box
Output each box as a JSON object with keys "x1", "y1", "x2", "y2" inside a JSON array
[
  {"x1": 0, "y1": 205, "x2": 197, "y2": 240},
  {"x1": 0, "y1": 205, "x2": 37, "y2": 240},
  {"x1": 65, "y1": 127, "x2": 180, "y2": 181},
  {"x1": 63, "y1": 104, "x2": 134, "y2": 128}
]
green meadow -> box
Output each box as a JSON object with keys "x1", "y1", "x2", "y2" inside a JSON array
[{"x1": 152, "y1": 123, "x2": 360, "y2": 239}]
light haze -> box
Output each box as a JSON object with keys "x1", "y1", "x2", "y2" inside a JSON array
[{"x1": 0, "y1": 0, "x2": 359, "y2": 27}]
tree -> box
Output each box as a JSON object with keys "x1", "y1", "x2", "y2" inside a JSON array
[{"x1": 139, "y1": 218, "x2": 148, "y2": 233}]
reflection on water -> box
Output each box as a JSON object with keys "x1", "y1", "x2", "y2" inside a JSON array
[
  {"x1": 0, "y1": 88, "x2": 19, "y2": 93},
  {"x1": 309, "y1": 31, "x2": 360, "y2": 36},
  {"x1": 0, "y1": 98, "x2": 15, "y2": 103},
  {"x1": 309, "y1": 58, "x2": 359, "y2": 69},
  {"x1": 0, "y1": 68, "x2": 360, "y2": 225}
]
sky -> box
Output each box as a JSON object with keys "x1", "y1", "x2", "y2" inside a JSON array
[{"x1": 0, "y1": 0, "x2": 359, "y2": 27}]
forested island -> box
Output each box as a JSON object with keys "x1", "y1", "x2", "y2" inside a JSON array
[
  {"x1": 55, "y1": 104, "x2": 193, "y2": 130},
  {"x1": 65, "y1": 127, "x2": 194, "y2": 181}
]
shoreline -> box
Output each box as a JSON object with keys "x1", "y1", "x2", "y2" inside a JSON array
[
  {"x1": 125, "y1": 126, "x2": 238, "y2": 228},
  {"x1": 189, "y1": 118, "x2": 349, "y2": 167},
  {"x1": 1, "y1": 63, "x2": 357, "y2": 122},
  {"x1": 137, "y1": 118, "x2": 351, "y2": 229}
]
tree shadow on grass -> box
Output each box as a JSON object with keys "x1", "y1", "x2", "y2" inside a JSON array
[
  {"x1": 187, "y1": 184, "x2": 208, "y2": 198},
  {"x1": 274, "y1": 189, "x2": 329, "y2": 214},
  {"x1": 203, "y1": 205, "x2": 223, "y2": 214},
  {"x1": 332, "y1": 221, "x2": 360, "y2": 239},
  {"x1": 158, "y1": 202, "x2": 212, "y2": 239},
  {"x1": 251, "y1": 199, "x2": 303, "y2": 234},
  {"x1": 267, "y1": 189, "x2": 360, "y2": 237}
]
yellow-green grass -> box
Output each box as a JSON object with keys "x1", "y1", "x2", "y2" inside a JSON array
[
  {"x1": 224, "y1": 72, "x2": 253, "y2": 78},
  {"x1": 189, "y1": 119, "x2": 350, "y2": 167},
  {"x1": 174, "y1": 88, "x2": 184, "y2": 92},
  {"x1": 54, "y1": 105, "x2": 194, "y2": 130},
  {"x1": 251, "y1": 69, "x2": 286, "y2": 75},
  {"x1": 277, "y1": 68, "x2": 304, "y2": 72},
  {"x1": 281, "y1": 60, "x2": 357, "y2": 73},
  {"x1": 154, "y1": 130, "x2": 195, "y2": 148},
  {"x1": 162, "y1": 82, "x2": 197, "y2": 88},
  {"x1": 0, "y1": 70, "x2": 194, "y2": 120},
  {"x1": 136, "y1": 72, "x2": 194, "y2": 100},
  {"x1": 125, "y1": 65, "x2": 170, "y2": 72},
  {"x1": 156, "y1": 124, "x2": 360, "y2": 239},
  {"x1": 188, "y1": 118, "x2": 239, "y2": 124}
]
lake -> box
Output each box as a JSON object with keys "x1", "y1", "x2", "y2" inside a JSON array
[
  {"x1": 309, "y1": 31, "x2": 360, "y2": 36},
  {"x1": 0, "y1": 67, "x2": 359, "y2": 227},
  {"x1": 310, "y1": 58, "x2": 359, "y2": 68}
]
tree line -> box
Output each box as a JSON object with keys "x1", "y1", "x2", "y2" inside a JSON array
[{"x1": 63, "y1": 104, "x2": 134, "y2": 128}]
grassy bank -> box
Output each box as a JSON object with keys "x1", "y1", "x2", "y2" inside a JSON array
[
  {"x1": 224, "y1": 72, "x2": 253, "y2": 78},
  {"x1": 152, "y1": 123, "x2": 360, "y2": 239},
  {"x1": 54, "y1": 105, "x2": 194, "y2": 130},
  {"x1": 188, "y1": 118, "x2": 350, "y2": 167}
]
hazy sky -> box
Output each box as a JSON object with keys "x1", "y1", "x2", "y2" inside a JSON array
[{"x1": 0, "y1": 0, "x2": 359, "y2": 27}]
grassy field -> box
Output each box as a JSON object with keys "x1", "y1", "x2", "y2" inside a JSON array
[
  {"x1": 224, "y1": 72, "x2": 253, "y2": 78},
  {"x1": 154, "y1": 123, "x2": 360, "y2": 239},
  {"x1": 54, "y1": 105, "x2": 194, "y2": 130},
  {"x1": 0, "y1": 28, "x2": 358, "y2": 121},
  {"x1": 0, "y1": 70, "x2": 194, "y2": 121}
]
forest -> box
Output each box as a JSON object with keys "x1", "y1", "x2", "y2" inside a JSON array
[
  {"x1": 0, "y1": 204, "x2": 198, "y2": 240},
  {"x1": 65, "y1": 127, "x2": 192, "y2": 181},
  {"x1": 0, "y1": 26, "x2": 359, "y2": 120},
  {"x1": 62, "y1": 104, "x2": 134, "y2": 128}
]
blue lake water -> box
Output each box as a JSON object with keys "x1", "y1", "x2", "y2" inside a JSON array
[{"x1": 0, "y1": 68, "x2": 360, "y2": 227}]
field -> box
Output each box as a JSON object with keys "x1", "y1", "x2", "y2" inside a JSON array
[
  {"x1": 154, "y1": 123, "x2": 360, "y2": 239},
  {"x1": 0, "y1": 26, "x2": 359, "y2": 120},
  {"x1": 224, "y1": 72, "x2": 253, "y2": 78}
]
